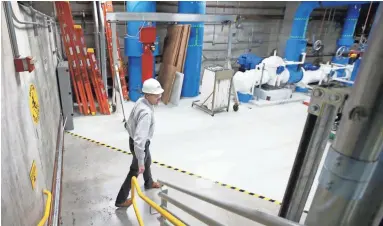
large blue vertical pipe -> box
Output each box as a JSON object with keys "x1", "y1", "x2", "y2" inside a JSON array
[
  {"x1": 285, "y1": 1, "x2": 368, "y2": 83},
  {"x1": 332, "y1": 4, "x2": 361, "y2": 78},
  {"x1": 285, "y1": 2, "x2": 320, "y2": 83},
  {"x1": 178, "y1": 1, "x2": 206, "y2": 97},
  {"x1": 125, "y1": 1, "x2": 159, "y2": 102}
]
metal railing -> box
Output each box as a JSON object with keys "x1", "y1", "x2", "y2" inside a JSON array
[
  {"x1": 157, "y1": 179, "x2": 303, "y2": 226},
  {"x1": 130, "y1": 177, "x2": 186, "y2": 226},
  {"x1": 37, "y1": 189, "x2": 52, "y2": 226}
]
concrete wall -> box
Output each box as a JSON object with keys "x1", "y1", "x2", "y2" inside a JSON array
[
  {"x1": 31, "y1": 1, "x2": 347, "y2": 79},
  {"x1": 56, "y1": 1, "x2": 345, "y2": 73},
  {"x1": 1, "y1": 2, "x2": 61, "y2": 225}
]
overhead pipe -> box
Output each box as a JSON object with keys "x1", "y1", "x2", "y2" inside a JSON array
[
  {"x1": 9, "y1": 2, "x2": 54, "y2": 27},
  {"x1": 4, "y1": 2, "x2": 20, "y2": 58},
  {"x1": 17, "y1": 2, "x2": 55, "y2": 22},
  {"x1": 178, "y1": 1, "x2": 206, "y2": 97},
  {"x1": 10, "y1": 2, "x2": 48, "y2": 27},
  {"x1": 160, "y1": 1, "x2": 285, "y2": 10},
  {"x1": 125, "y1": 1, "x2": 158, "y2": 102}
]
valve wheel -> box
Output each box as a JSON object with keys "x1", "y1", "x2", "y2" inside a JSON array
[
  {"x1": 336, "y1": 46, "x2": 347, "y2": 58},
  {"x1": 313, "y1": 40, "x2": 322, "y2": 51},
  {"x1": 359, "y1": 36, "x2": 367, "y2": 45}
]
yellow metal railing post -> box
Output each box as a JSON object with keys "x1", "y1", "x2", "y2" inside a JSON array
[
  {"x1": 131, "y1": 177, "x2": 186, "y2": 226},
  {"x1": 131, "y1": 177, "x2": 145, "y2": 226},
  {"x1": 37, "y1": 189, "x2": 52, "y2": 226}
]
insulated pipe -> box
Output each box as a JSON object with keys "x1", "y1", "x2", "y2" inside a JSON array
[
  {"x1": 178, "y1": 1, "x2": 206, "y2": 97},
  {"x1": 125, "y1": 1, "x2": 157, "y2": 102},
  {"x1": 306, "y1": 4, "x2": 383, "y2": 225},
  {"x1": 332, "y1": 4, "x2": 362, "y2": 78},
  {"x1": 285, "y1": 2, "x2": 319, "y2": 83}
]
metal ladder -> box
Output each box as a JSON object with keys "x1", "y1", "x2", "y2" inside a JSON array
[{"x1": 55, "y1": 2, "x2": 110, "y2": 115}]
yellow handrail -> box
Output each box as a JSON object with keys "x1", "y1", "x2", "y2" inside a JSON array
[
  {"x1": 37, "y1": 189, "x2": 52, "y2": 226},
  {"x1": 131, "y1": 177, "x2": 186, "y2": 226}
]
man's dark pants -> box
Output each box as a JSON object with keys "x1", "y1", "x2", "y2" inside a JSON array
[{"x1": 115, "y1": 137, "x2": 153, "y2": 205}]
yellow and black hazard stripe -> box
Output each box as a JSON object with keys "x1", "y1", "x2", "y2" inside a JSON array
[{"x1": 66, "y1": 131, "x2": 309, "y2": 214}]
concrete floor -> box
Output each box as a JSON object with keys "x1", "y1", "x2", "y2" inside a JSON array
[
  {"x1": 71, "y1": 97, "x2": 312, "y2": 201},
  {"x1": 65, "y1": 96, "x2": 329, "y2": 225},
  {"x1": 63, "y1": 133, "x2": 283, "y2": 225}
]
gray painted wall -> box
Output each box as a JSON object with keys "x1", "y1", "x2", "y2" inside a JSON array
[{"x1": 1, "y1": 2, "x2": 61, "y2": 225}]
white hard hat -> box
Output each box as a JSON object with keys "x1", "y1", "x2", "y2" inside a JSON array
[{"x1": 142, "y1": 78, "x2": 164, "y2": 95}]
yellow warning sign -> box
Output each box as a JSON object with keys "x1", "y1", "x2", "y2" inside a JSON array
[
  {"x1": 30, "y1": 160, "x2": 37, "y2": 190},
  {"x1": 28, "y1": 84, "x2": 40, "y2": 124}
]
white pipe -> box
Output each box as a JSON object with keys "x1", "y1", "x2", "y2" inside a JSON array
[
  {"x1": 284, "y1": 53, "x2": 306, "y2": 66},
  {"x1": 332, "y1": 78, "x2": 354, "y2": 84}
]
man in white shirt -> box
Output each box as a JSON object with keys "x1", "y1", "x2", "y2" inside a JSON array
[{"x1": 115, "y1": 78, "x2": 164, "y2": 208}]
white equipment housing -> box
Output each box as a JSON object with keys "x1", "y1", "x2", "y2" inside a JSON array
[{"x1": 233, "y1": 52, "x2": 356, "y2": 101}]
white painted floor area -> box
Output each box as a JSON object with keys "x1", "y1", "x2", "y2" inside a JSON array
[{"x1": 71, "y1": 94, "x2": 318, "y2": 208}]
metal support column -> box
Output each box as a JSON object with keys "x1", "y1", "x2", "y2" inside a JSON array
[
  {"x1": 279, "y1": 87, "x2": 349, "y2": 222},
  {"x1": 92, "y1": 1, "x2": 101, "y2": 68},
  {"x1": 305, "y1": 4, "x2": 383, "y2": 226},
  {"x1": 97, "y1": 1, "x2": 108, "y2": 94},
  {"x1": 225, "y1": 22, "x2": 232, "y2": 70},
  {"x1": 111, "y1": 22, "x2": 126, "y2": 119}
]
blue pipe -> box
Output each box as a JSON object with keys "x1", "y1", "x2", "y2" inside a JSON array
[
  {"x1": 285, "y1": 1, "x2": 369, "y2": 83},
  {"x1": 320, "y1": 1, "x2": 367, "y2": 7},
  {"x1": 285, "y1": 2, "x2": 320, "y2": 83},
  {"x1": 178, "y1": 1, "x2": 206, "y2": 97},
  {"x1": 332, "y1": 4, "x2": 362, "y2": 78},
  {"x1": 125, "y1": 1, "x2": 159, "y2": 102}
]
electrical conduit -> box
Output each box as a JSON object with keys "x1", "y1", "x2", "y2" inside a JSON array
[{"x1": 178, "y1": 1, "x2": 206, "y2": 97}]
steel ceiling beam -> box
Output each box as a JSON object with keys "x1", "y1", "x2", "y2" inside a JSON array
[{"x1": 106, "y1": 12, "x2": 236, "y2": 23}]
